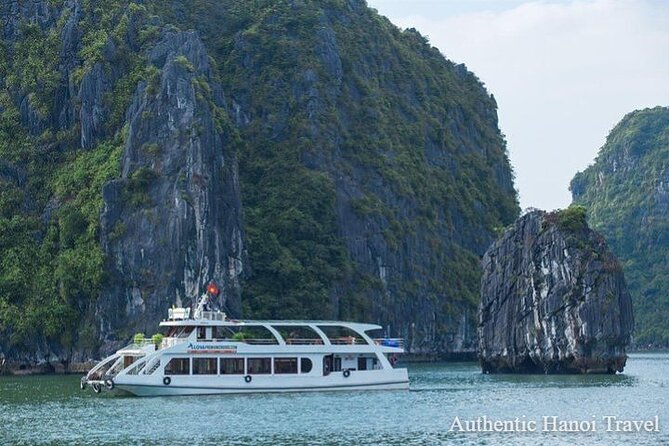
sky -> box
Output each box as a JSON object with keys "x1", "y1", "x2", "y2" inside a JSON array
[{"x1": 367, "y1": 0, "x2": 669, "y2": 211}]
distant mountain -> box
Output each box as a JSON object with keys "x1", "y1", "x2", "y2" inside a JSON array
[
  {"x1": 571, "y1": 106, "x2": 669, "y2": 346},
  {"x1": 0, "y1": 0, "x2": 518, "y2": 367}
]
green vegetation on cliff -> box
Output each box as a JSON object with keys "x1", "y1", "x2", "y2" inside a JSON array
[
  {"x1": 0, "y1": 2, "x2": 160, "y2": 353},
  {"x1": 571, "y1": 106, "x2": 669, "y2": 346},
  {"x1": 159, "y1": 0, "x2": 518, "y2": 326},
  {"x1": 0, "y1": 0, "x2": 518, "y2": 358}
]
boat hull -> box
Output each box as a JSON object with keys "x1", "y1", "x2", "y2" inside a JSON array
[
  {"x1": 117, "y1": 380, "x2": 408, "y2": 396},
  {"x1": 113, "y1": 369, "x2": 409, "y2": 396}
]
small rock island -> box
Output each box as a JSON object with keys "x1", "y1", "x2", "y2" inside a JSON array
[{"x1": 478, "y1": 207, "x2": 634, "y2": 374}]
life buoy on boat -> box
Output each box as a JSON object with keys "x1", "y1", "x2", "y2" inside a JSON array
[
  {"x1": 105, "y1": 379, "x2": 114, "y2": 390},
  {"x1": 244, "y1": 375, "x2": 252, "y2": 383},
  {"x1": 163, "y1": 376, "x2": 171, "y2": 386},
  {"x1": 92, "y1": 383, "x2": 101, "y2": 393},
  {"x1": 343, "y1": 369, "x2": 351, "y2": 378}
]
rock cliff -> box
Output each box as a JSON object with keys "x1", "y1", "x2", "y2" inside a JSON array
[
  {"x1": 98, "y1": 31, "x2": 245, "y2": 351},
  {"x1": 179, "y1": 0, "x2": 519, "y2": 354},
  {"x1": 0, "y1": 0, "x2": 518, "y2": 369},
  {"x1": 479, "y1": 208, "x2": 634, "y2": 373}
]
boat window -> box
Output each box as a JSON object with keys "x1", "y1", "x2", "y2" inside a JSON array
[
  {"x1": 274, "y1": 358, "x2": 298, "y2": 374},
  {"x1": 164, "y1": 358, "x2": 190, "y2": 375},
  {"x1": 193, "y1": 358, "x2": 217, "y2": 375},
  {"x1": 220, "y1": 358, "x2": 245, "y2": 375},
  {"x1": 247, "y1": 357, "x2": 272, "y2": 374},
  {"x1": 300, "y1": 358, "x2": 313, "y2": 374},
  {"x1": 272, "y1": 326, "x2": 324, "y2": 345},
  {"x1": 213, "y1": 326, "x2": 279, "y2": 345},
  {"x1": 317, "y1": 325, "x2": 367, "y2": 345}
]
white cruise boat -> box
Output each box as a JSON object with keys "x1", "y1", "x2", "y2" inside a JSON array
[{"x1": 81, "y1": 287, "x2": 409, "y2": 396}]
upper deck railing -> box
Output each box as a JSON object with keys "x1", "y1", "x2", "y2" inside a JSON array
[
  {"x1": 167, "y1": 307, "x2": 227, "y2": 321},
  {"x1": 329, "y1": 337, "x2": 364, "y2": 345},
  {"x1": 121, "y1": 337, "x2": 189, "y2": 352},
  {"x1": 209, "y1": 338, "x2": 279, "y2": 345},
  {"x1": 199, "y1": 311, "x2": 226, "y2": 321},
  {"x1": 121, "y1": 339, "x2": 157, "y2": 350},
  {"x1": 195, "y1": 337, "x2": 404, "y2": 347},
  {"x1": 161, "y1": 337, "x2": 187, "y2": 349},
  {"x1": 284, "y1": 339, "x2": 324, "y2": 345}
]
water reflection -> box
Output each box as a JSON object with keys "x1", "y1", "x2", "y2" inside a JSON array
[{"x1": 482, "y1": 372, "x2": 638, "y2": 388}]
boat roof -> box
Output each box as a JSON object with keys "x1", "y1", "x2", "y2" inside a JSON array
[{"x1": 160, "y1": 318, "x2": 383, "y2": 331}]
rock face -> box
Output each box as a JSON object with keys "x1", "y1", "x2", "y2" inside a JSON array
[
  {"x1": 198, "y1": 0, "x2": 519, "y2": 354},
  {"x1": 571, "y1": 107, "x2": 669, "y2": 346},
  {"x1": 99, "y1": 31, "x2": 245, "y2": 349},
  {"x1": 478, "y1": 209, "x2": 634, "y2": 373},
  {"x1": 0, "y1": 0, "x2": 519, "y2": 369}
]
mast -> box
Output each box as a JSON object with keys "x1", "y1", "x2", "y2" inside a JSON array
[{"x1": 193, "y1": 293, "x2": 210, "y2": 320}]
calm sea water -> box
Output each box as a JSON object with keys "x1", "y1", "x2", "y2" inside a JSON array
[{"x1": 0, "y1": 353, "x2": 667, "y2": 445}]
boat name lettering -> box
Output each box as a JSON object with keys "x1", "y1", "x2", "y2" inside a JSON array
[{"x1": 186, "y1": 343, "x2": 237, "y2": 353}]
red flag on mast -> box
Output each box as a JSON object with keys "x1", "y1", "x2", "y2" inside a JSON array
[{"x1": 207, "y1": 282, "x2": 220, "y2": 296}]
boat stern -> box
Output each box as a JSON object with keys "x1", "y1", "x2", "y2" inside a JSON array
[{"x1": 81, "y1": 343, "x2": 156, "y2": 394}]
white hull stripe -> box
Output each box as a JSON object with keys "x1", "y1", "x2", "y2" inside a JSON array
[{"x1": 118, "y1": 380, "x2": 409, "y2": 391}]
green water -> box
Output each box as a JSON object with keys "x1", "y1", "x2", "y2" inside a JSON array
[{"x1": 1, "y1": 353, "x2": 667, "y2": 445}]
